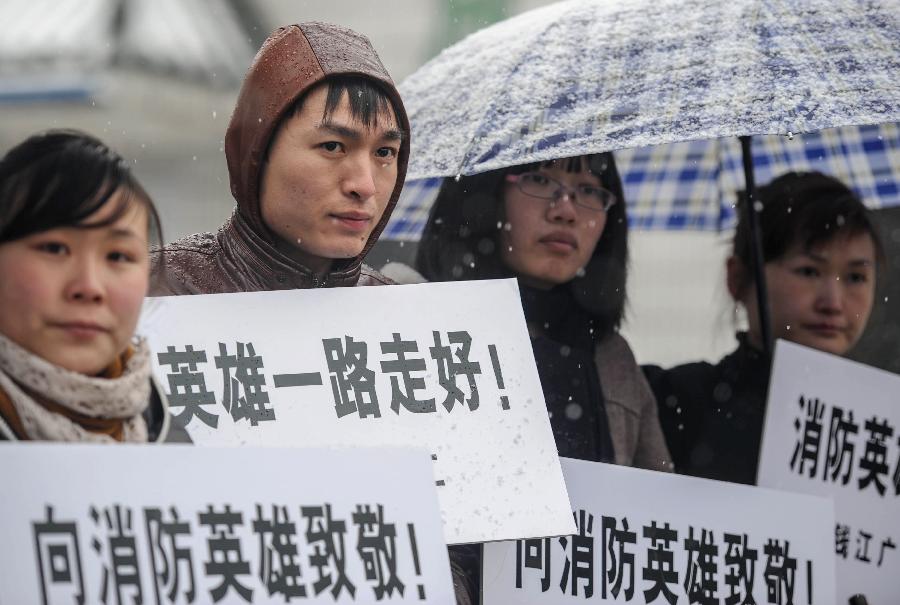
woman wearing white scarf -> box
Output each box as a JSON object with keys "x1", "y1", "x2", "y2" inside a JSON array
[{"x1": 0, "y1": 130, "x2": 188, "y2": 443}]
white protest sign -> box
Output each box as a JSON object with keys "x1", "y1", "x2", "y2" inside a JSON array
[
  {"x1": 138, "y1": 279, "x2": 573, "y2": 545},
  {"x1": 0, "y1": 444, "x2": 453, "y2": 604},
  {"x1": 484, "y1": 458, "x2": 835, "y2": 604},
  {"x1": 757, "y1": 339, "x2": 900, "y2": 604}
]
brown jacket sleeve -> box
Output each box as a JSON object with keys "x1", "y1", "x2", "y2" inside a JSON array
[{"x1": 595, "y1": 333, "x2": 673, "y2": 472}]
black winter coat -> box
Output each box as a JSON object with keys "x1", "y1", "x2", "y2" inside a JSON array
[{"x1": 643, "y1": 333, "x2": 770, "y2": 485}]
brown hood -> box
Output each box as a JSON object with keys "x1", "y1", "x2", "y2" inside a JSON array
[{"x1": 224, "y1": 22, "x2": 410, "y2": 266}]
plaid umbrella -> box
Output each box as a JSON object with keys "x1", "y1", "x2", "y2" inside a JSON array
[
  {"x1": 385, "y1": 122, "x2": 900, "y2": 239},
  {"x1": 389, "y1": 0, "x2": 900, "y2": 359},
  {"x1": 398, "y1": 0, "x2": 899, "y2": 180}
]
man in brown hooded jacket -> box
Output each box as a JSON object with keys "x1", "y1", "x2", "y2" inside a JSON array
[
  {"x1": 150, "y1": 22, "x2": 408, "y2": 294},
  {"x1": 151, "y1": 23, "x2": 474, "y2": 605}
]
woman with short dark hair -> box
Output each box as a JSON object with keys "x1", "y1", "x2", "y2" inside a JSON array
[
  {"x1": 417, "y1": 153, "x2": 670, "y2": 468},
  {"x1": 417, "y1": 152, "x2": 671, "y2": 604},
  {"x1": 645, "y1": 171, "x2": 884, "y2": 485},
  {"x1": 0, "y1": 130, "x2": 188, "y2": 443}
]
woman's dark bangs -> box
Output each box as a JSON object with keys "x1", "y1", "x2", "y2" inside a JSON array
[
  {"x1": 797, "y1": 194, "x2": 885, "y2": 265},
  {"x1": 79, "y1": 178, "x2": 163, "y2": 246},
  {"x1": 0, "y1": 129, "x2": 162, "y2": 245},
  {"x1": 524, "y1": 153, "x2": 613, "y2": 185},
  {"x1": 75, "y1": 179, "x2": 131, "y2": 230},
  {"x1": 1, "y1": 153, "x2": 111, "y2": 242},
  {"x1": 506, "y1": 160, "x2": 541, "y2": 175}
]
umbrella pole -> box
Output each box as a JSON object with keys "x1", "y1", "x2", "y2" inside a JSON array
[{"x1": 739, "y1": 135, "x2": 773, "y2": 357}]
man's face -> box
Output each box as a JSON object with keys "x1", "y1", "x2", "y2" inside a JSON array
[{"x1": 259, "y1": 84, "x2": 402, "y2": 274}]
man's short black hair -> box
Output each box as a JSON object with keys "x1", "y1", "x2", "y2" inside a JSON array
[
  {"x1": 264, "y1": 76, "x2": 402, "y2": 163},
  {"x1": 291, "y1": 75, "x2": 396, "y2": 129}
]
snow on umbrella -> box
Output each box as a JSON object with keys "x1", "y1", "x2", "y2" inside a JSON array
[
  {"x1": 389, "y1": 0, "x2": 900, "y2": 353},
  {"x1": 399, "y1": 0, "x2": 899, "y2": 180}
]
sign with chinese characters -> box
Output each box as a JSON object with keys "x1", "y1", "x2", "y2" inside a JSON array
[
  {"x1": 0, "y1": 444, "x2": 454, "y2": 605},
  {"x1": 483, "y1": 458, "x2": 835, "y2": 604},
  {"x1": 758, "y1": 340, "x2": 900, "y2": 604},
  {"x1": 139, "y1": 280, "x2": 573, "y2": 545}
]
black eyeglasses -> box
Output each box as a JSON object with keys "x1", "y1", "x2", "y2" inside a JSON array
[{"x1": 505, "y1": 172, "x2": 617, "y2": 212}]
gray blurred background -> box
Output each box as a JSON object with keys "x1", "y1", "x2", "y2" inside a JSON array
[
  {"x1": 0, "y1": 0, "x2": 558, "y2": 243},
  {"x1": 2, "y1": 0, "x2": 897, "y2": 371}
]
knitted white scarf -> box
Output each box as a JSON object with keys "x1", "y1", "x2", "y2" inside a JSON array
[{"x1": 0, "y1": 332, "x2": 150, "y2": 442}]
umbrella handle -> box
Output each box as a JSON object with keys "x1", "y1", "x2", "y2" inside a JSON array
[{"x1": 739, "y1": 135, "x2": 773, "y2": 357}]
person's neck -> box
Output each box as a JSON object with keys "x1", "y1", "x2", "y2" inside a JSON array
[
  {"x1": 271, "y1": 236, "x2": 333, "y2": 279},
  {"x1": 744, "y1": 329, "x2": 765, "y2": 352},
  {"x1": 738, "y1": 330, "x2": 771, "y2": 364},
  {"x1": 517, "y1": 274, "x2": 554, "y2": 291},
  {"x1": 518, "y1": 283, "x2": 596, "y2": 351}
]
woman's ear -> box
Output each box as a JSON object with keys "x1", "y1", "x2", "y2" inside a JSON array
[{"x1": 725, "y1": 255, "x2": 745, "y2": 302}]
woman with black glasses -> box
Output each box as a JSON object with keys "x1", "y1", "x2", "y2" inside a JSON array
[
  {"x1": 415, "y1": 154, "x2": 672, "y2": 602},
  {"x1": 417, "y1": 153, "x2": 671, "y2": 469}
]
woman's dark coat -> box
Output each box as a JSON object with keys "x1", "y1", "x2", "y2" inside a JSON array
[{"x1": 643, "y1": 333, "x2": 770, "y2": 485}]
